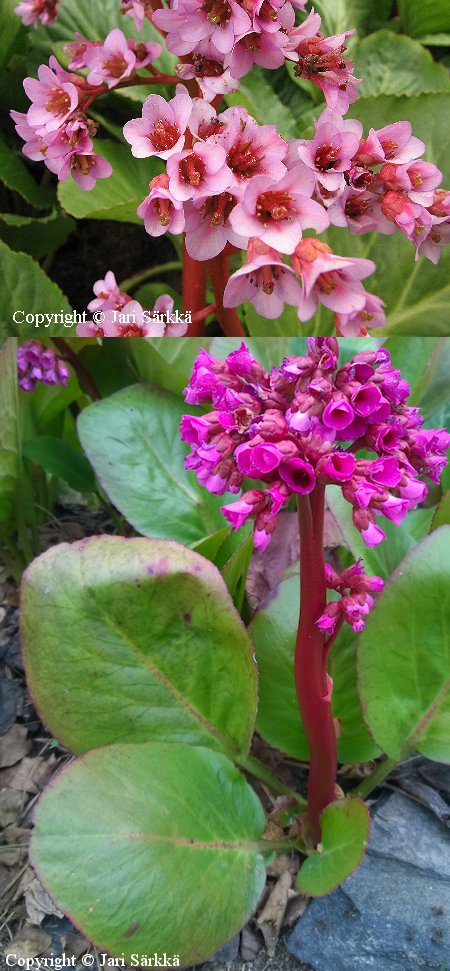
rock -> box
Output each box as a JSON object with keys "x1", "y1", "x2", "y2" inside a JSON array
[
  {"x1": 210, "y1": 933, "x2": 240, "y2": 963},
  {"x1": 288, "y1": 792, "x2": 450, "y2": 970}
]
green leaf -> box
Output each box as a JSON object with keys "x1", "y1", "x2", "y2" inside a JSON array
[
  {"x1": 225, "y1": 67, "x2": 301, "y2": 139},
  {"x1": 326, "y1": 486, "x2": 434, "y2": 581},
  {"x1": 398, "y1": 0, "x2": 450, "y2": 38},
  {"x1": 354, "y1": 31, "x2": 450, "y2": 97},
  {"x1": 77, "y1": 384, "x2": 230, "y2": 544},
  {"x1": 419, "y1": 33, "x2": 450, "y2": 44},
  {"x1": 192, "y1": 525, "x2": 231, "y2": 561},
  {"x1": 297, "y1": 799, "x2": 370, "y2": 897},
  {"x1": 248, "y1": 569, "x2": 380, "y2": 764},
  {"x1": 311, "y1": 0, "x2": 392, "y2": 36},
  {"x1": 22, "y1": 436, "x2": 95, "y2": 493},
  {"x1": 127, "y1": 337, "x2": 210, "y2": 397},
  {"x1": 221, "y1": 533, "x2": 254, "y2": 611},
  {"x1": 58, "y1": 140, "x2": 160, "y2": 223},
  {"x1": 358, "y1": 527, "x2": 450, "y2": 761},
  {"x1": 0, "y1": 0, "x2": 26, "y2": 73},
  {"x1": 0, "y1": 132, "x2": 53, "y2": 212},
  {"x1": 0, "y1": 340, "x2": 20, "y2": 522},
  {"x1": 431, "y1": 491, "x2": 450, "y2": 530},
  {"x1": 0, "y1": 211, "x2": 75, "y2": 261},
  {"x1": 31, "y1": 742, "x2": 267, "y2": 966},
  {"x1": 22, "y1": 536, "x2": 258, "y2": 758},
  {"x1": 0, "y1": 241, "x2": 73, "y2": 338}
]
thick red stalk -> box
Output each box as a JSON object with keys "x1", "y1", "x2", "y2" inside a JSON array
[
  {"x1": 295, "y1": 485, "x2": 338, "y2": 844},
  {"x1": 183, "y1": 240, "x2": 207, "y2": 334},
  {"x1": 207, "y1": 252, "x2": 245, "y2": 336}
]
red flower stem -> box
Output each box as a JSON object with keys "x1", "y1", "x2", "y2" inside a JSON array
[
  {"x1": 295, "y1": 485, "x2": 338, "y2": 845},
  {"x1": 207, "y1": 252, "x2": 246, "y2": 336},
  {"x1": 183, "y1": 240, "x2": 207, "y2": 335}
]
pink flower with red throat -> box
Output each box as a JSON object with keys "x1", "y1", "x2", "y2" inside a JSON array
[
  {"x1": 123, "y1": 87, "x2": 192, "y2": 160},
  {"x1": 47, "y1": 152, "x2": 113, "y2": 190},
  {"x1": 120, "y1": 0, "x2": 153, "y2": 30},
  {"x1": 184, "y1": 191, "x2": 246, "y2": 260},
  {"x1": 177, "y1": 52, "x2": 239, "y2": 102},
  {"x1": 229, "y1": 166, "x2": 329, "y2": 255},
  {"x1": 291, "y1": 238, "x2": 377, "y2": 322},
  {"x1": 354, "y1": 121, "x2": 425, "y2": 167},
  {"x1": 87, "y1": 272, "x2": 129, "y2": 313},
  {"x1": 23, "y1": 57, "x2": 79, "y2": 133},
  {"x1": 335, "y1": 293, "x2": 386, "y2": 337},
  {"x1": 416, "y1": 217, "x2": 450, "y2": 264},
  {"x1": 153, "y1": 0, "x2": 251, "y2": 57},
  {"x1": 286, "y1": 12, "x2": 360, "y2": 114},
  {"x1": 84, "y1": 30, "x2": 136, "y2": 89},
  {"x1": 223, "y1": 239, "x2": 302, "y2": 319},
  {"x1": 226, "y1": 27, "x2": 288, "y2": 79},
  {"x1": 294, "y1": 107, "x2": 362, "y2": 194},
  {"x1": 14, "y1": 0, "x2": 59, "y2": 26},
  {"x1": 214, "y1": 106, "x2": 287, "y2": 188},
  {"x1": 167, "y1": 141, "x2": 233, "y2": 202},
  {"x1": 137, "y1": 174, "x2": 185, "y2": 237}
]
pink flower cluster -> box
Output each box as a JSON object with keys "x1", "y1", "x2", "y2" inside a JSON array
[
  {"x1": 11, "y1": 57, "x2": 113, "y2": 190},
  {"x1": 64, "y1": 29, "x2": 161, "y2": 87},
  {"x1": 76, "y1": 271, "x2": 188, "y2": 336},
  {"x1": 317, "y1": 561, "x2": 383, "y2": 635},
  {"x1": 14, "y1": 0, "x2": 59, "y2": 27},
  {"x1": 17, "y1": 341, "x2": 70, "y2": 392},
  {"x1": 181, "y1": 339, "x2": 449, "y2": 553},
  {"x1": 151, "y1": 5, "x2": 359, "y2": 111}
]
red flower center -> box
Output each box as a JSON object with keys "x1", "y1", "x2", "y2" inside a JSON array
[
  {"x1": 256, "y1": 190, "x2": 293, "y2": 224},
  {"x1": 315, "y1": 144, "x2": 340, "y2": 171},
  {"x1": 179, "y1": 154, "x2": 206, "y2": 187},
  {"x1": 151, "y1": 120, "x2": 180, "y2": 152},
  {"x1": 228, "y1": 138, "x2": 262, "y2": 178},
  {"x1": 202, "y1": 0, "x2": 231, "y2": 26}
]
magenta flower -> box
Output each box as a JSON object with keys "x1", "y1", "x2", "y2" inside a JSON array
[
  {"x1": 23, "y1": 57, "x2": 79, "y2": 133},
  {"x1": 17, "y1": 341, "x2": 70, "y2": 392},
  {"x1": 291, "y1": 238, "x2": 377, "y2": 322},
  {"x1": 14, "y1": 0, "x2": 59, "y2": 26},
  {"x1": 167, "y1": 142, "x2": 233, "y2": 202},
  {"x1": 84, "y1": 29, "x2": 137, "y2": 89},
  {"x1": 229, "y1": 166, "x2": 329, "y2": 254},
  {"x1": 181, "y1": 340, "x2": 449, "y2": 553},
  {"x1": 317, "y1": 560, "x2": 383, "y2": 634},
  {"x1": 137, "y1": 174, "x2": 185, "y2": 237},
  {"x1": 223, "y1": 239, "x2": 302, "y2": 318},
  {"x1": 123, "y1": 87, "x2": 192, "y2": 160}
]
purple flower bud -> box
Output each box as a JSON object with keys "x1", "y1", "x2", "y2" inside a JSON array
[
  {"x1": 235, "y1": 442, "x2": 283, "y2": 477},
  {"x1": 279, "y1": 457, "x2": 316, "y2": 494},
  {"x1": 322, "y1": 397, "x2": 355, "y2": 430}
]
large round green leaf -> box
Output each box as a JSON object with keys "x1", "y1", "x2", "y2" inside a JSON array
[
  {"x1": 77, "y1": 384, "x2": 229, "y2": 545},
  {"x1": 21, "y1": 537, "x2": 257, "y2": 760},
  {"x1": 249, "y1": 569, "x2": 379, "y2": 764},
  {"x1": 297, "y1": 798, "x2": 370, "y2": 897},
  {"x1": 358, "y1": 527, "x2": 450, "y2": 761},
  {"x1": 31, "y1": 742, "x2": 268, "y2": 967}
]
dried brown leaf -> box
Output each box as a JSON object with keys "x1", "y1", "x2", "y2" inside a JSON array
[
  {"x1": 0, "y1": 724, "x2": 29, "y2": 768},
  {"x1": 8, "y1": 923, "x2": 52, "y2": 960}
]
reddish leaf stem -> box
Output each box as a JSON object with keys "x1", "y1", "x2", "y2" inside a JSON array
[
  {"x1": 295, "y1": 485, "x2": 338, "y2": 844},
  {"x1": 183, "y1": 240, "x2": 207, "y2": 334}
]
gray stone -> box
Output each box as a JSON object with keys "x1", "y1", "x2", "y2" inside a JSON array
[{"x1": 288, "y1": 792, "x2": 450, "y2": 971}]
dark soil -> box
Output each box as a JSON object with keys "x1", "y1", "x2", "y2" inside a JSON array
[{"x1": 48, "y1": 220, "x2": 181, "y2": 313}]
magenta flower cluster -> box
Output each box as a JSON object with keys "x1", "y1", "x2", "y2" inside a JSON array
[
  {"x1": 181, "y1": 339, "x2": 449, "y2": 557},
  {"x1": 318, "y1": 561, "x2": 384, "y2": 635},
  {"x1": 17, "y1": 341, "x2": 70, "y2": 392},
  {"x1": 75, "y1": 271, "x2": 187, "y2": 337}
]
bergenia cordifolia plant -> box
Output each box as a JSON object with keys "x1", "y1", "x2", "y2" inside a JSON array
[
  {"x1": 11, "y1": 2, "x2": 450, "y2": 336},
  {"x1": 181, "y1": 338, "x2": 450, "y2": 841}
]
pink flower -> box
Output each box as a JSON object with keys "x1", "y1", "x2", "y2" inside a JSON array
[
  {"x1": 416, "y1": 217, "x2": 450, "y2": 264},
  {"x1": 294, "y1": 107, "x2": 362, "y2": 193},
  {"x1": 64, "y1": 34, "x2": 98, "y2": 70},
  {"x1": 177, "y1": 54, "x2": 239, "y2": 101},
  {"x1": 23, "y1": 57, "x2": 79, "y2": 133},
  {"x1": 120, "y1": 0, "x2": 153, "y2": 30},
  {"x1": 137, "y1": 174, "x2": 185, "y2": 236},
  {"x1": 286, "y1": 14, "x2": 360, "y2": 113},
  {"x1": 221, "y1": 490, "x2": 267, "y2": 529},
  {"x1": 229, "y1": 166, "x2": 329, "y2": 254},
  {"x1": 14, "y1": 0, "x2": 59, "y2": 26},
  {"x1": 167, "y1": 142, "x2": 233, "y2": 202},
  {"x1": 214, "y1": 106, "x2": 287, "y2": 187},
  {"x1": 335, "y1": 293, "x2": 386, "y2": 336},
  {"x1": 123, "y1": 87, "x2": 192, "y2": 160},
  {"x1": 279, "y1": 457, "x2": 316, "y2": 494},
  {"x1": 47, "y1": 152, "x2": 113, "y2": 190},
  {"x1": 153, "y1": 0, "x2": 251, "y2": 57},
  {"x1": 235, "y1": 441, "x2": 284, "y2": 477},
  {"x1": 354, "y1": 121, "x2": 425, "y2": 167},
  {"x1": 226, "y1": 27, "x2": 288, "y2": 79},
  {"x1": 84, "y1": 30, "x2": 137, "y2": 88},
  {"x1": 87, "y1": 272, "x2": 129, "y2": 313},
  {"x1": 291, "y1": 238, "x2": 376, "y2": 321},
  {"x1": 184, "y1": 192, "x2": 246, "y2": 261},
  {"x1": 223, "y1": 239, "x2": 302, "y2": 319}
]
